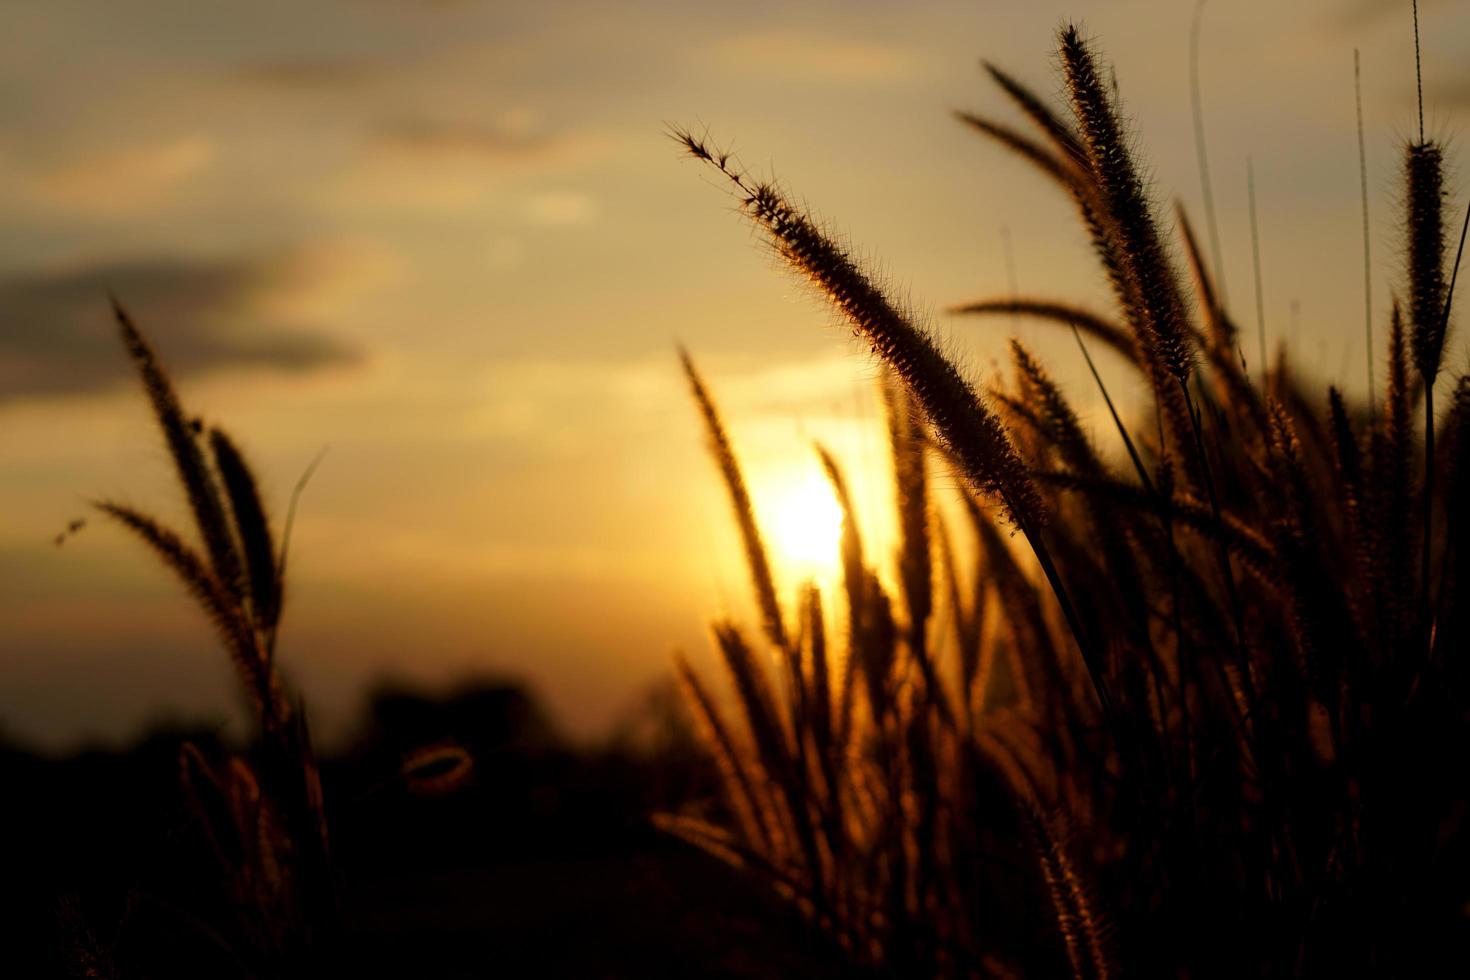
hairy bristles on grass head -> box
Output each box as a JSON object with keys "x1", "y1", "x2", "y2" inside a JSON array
[
  {"x1": 814, "y1": 442, "x2": 866, "y2": 748},
  {"x1": 1264, "y1": 398, "x2": 1310, "y2": 529},
  {"x1": 856, "y1": 569, "x2": 898, "y2": 726},
  {"x1": 981, "y1": 62, "x2": 1087, "y2": 166},
  {"x1": 210, "y1": 428, "x2": 281, "y2": 636},
  {"x1": 673, "y1": 653, "x2": 777, "y2": 853},
  {"x1": 953, "y1": 111, "x2": 1078, "y2": 188},
  {"x1": 933, "y1": 511, "x2": 979, "y2": 693},
  {"x1": 966, "y1": 32, "x2": 1202, "y2": 480},
  {"x1": 711, "y1": 621, "x2": 791, "y2": 778},
  {"x1": 799, "y1": 584, "x2": 840, "y2": 797},
  {"x1": 883, "y1": 375, "x2": 932, "y2": 632},
  {"x1": 1025, "y1": 806, "x2": 1114, "y2": 980},
  {"x1": 711, "y1": 619, "x2": 829, "y2": 888},
  {"x1": 1403, "y1": 139, "x2": 1463, "y2": 602},
  {"x1": 679, "y1": 347, "x2": 788, "y2": 651},
  {"x1": 1057, "y1": 26, "x2": 1194, "y2": 388},
  {"x1": 884, "y1": 373, "x2": 958, "y2": 727},
  {"x1": 1405, "y1": 141, "x2": 1450, "y2": 382},
  {"x1": 672, "y1": 127, "x2": 1043, "y2": 533},
  {"x1": 990, "y1": 388, "x2": 1045, "y2": 445},
  {"x1": 1382, "y1": 301, "x2": 1412, "y2": 468},
  {"x1": 814, "y1": 442, "x2": 866, "y2": 607},
  {"x1": 1010, "y1": 338, "x2": 1099, "y2": 475},
  {"x1": 112, "y1": 298, "x2": 247, "y2": 603},
  {"x1": 960, "y1": 68, "x2": 1162, "y2": 399},
  {"x1": 1057, "y1": 21, "x2": 1235, "y2": 685}
]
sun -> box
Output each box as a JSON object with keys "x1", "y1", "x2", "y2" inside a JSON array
[{"x1": 764, "y1": 472, "x2": 845, "y2": 584}]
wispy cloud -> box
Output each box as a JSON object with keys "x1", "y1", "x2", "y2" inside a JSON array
[
  {"x1": 523, "y1": 190, "x2": 597, "y2": 226},
  {"x1": 375, "y1": 116, "x2": 568, "y2": 163},
  {"x1": 466, "y1": 351, "x2": 872, "y2": 452},
  {"x1": 704, "y1": 33, "x2": 921, "y2": 84},
  {"x1": 233, "y1": 58, "x2": 383, "y2": 92},
  {"x1": 32, "y1": 137, "x2": 216, "y2": 214},
  {"x1": 321, "y1": 113, "x2": 606, "y2": 211},
  {"x1": 0, "y1": 250, "x2": 364, "y2": 402}
]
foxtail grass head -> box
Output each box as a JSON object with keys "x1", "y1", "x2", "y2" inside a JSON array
[
  {"x1": 1057, "y1": 25, "x2": 1195, "y2": 389},
  {"x1": 1405, "y1": 141, "x2": 1450, "y2": 383},
  {"x1": 672, "y1": 127, "x2": 1043, "y2": 533}
]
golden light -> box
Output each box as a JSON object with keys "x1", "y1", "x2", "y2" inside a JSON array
[{"x1": 763, "y1": 471, "x2": 845, "y2": 585}]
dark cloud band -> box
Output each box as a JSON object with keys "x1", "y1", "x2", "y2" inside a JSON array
[{"x1": 0, "y1": 254, "x2": 361, "y2": 401}]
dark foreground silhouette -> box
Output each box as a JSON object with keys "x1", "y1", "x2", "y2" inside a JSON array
[{"x1": 1, "y1": 679, "x2": 843, "y2": 979}]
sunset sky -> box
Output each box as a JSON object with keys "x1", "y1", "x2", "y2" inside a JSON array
[{"x1": 2, "y1": 0, "x2": 1466, "y2": 749}]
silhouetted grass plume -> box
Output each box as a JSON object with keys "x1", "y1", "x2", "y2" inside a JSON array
[{"x1": 94, "y1": 302, "x2": 335, "y2": 975}]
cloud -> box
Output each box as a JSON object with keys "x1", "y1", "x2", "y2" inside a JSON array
[
  {"x1": 704, "y1": 33, "x2": 921, "y2": 84},
  {"x1": 321, "y1": 114, "x2": 604, "y2": 211},
  {"x1": 0, "y1": 251, "x2": 363, "y2": 402},
  {"x1": 375, "y1": 116, "x2": 567, "y2": 164},
  {"x1": 33, "y1": 137, "x2": 216, "y2": 214},
  {"x1": 465, "y1": 350, "x2": 872, "y2": 452},
  {"x1": 523, "y1": 191, "x2": 597, "y2": 226},
  {"x1": 234, "y1": 59, "x2": 383, "y2": 92}
]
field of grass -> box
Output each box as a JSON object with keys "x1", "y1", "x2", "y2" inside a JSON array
[{"x1": 665, "y1": 21, "x2": 1470, "y2": 979}]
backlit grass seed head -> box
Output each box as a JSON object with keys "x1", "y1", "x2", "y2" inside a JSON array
[
  {"x1": 679, "y1": 347, "x2": 788, "y2": 652},
  {"x1": 1010, "y1": 338, "x2": 1099, "y2": 475},
  {"x1": 210, "y1": 428, "x2": 281, "y2": 634},
  {"x1": 673, "y1": 654, "x2": 777, "y2": 853},
  {"x1": 1405, "y1": 141, "x2": 1450, "y2": 382},
  {"x1": 982, "y1": 62, "x2": 1088, "y2": 167},
  {"x1": 883, "y1": 377, "x2": 933, "y2": 632},
  {"x1": 953, "y1": 111, "x2": 1078, "y2": 188},
  {"x1": 674, "y1": 129, "x2": 1041, "y2": 531},
  {"x1": 114, "y1": 298, "x2": 247, "y2": 603},
  {"x1": 1058, "y1": 25, "x2": 1194, "y2": 387}
]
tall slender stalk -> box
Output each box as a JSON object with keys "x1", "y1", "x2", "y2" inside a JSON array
[{"x1": 1356, "y1": 50, "x2": 1376, "y2": 417}]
